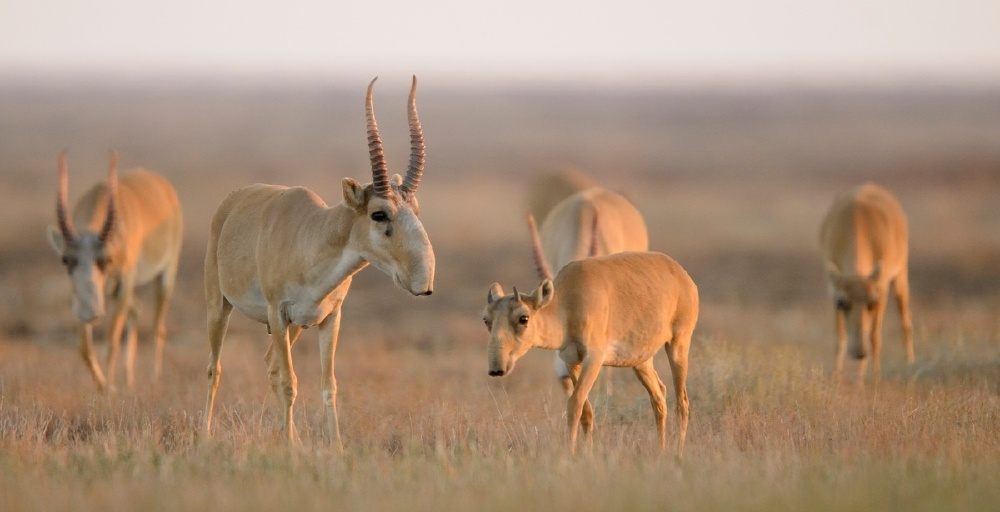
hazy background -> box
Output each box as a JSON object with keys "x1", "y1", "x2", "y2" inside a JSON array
[{"x1": 1, "y1": 3, "x2": 999, "y2": 510}]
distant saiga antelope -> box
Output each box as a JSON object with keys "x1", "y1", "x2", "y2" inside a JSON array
[
  {"x1": 820, "y1": 183, "x2": 914, "y2": 383},
  {"x1": 535, "y1": 187, "x2": 649, "y2": 395},
  {"x1": 202, "y1": 77, "x2": 435, "y2": 446},
  {"x1": 47, "y1": 151, "x2": 183, "y2": 392},
  {"x1": 482, "y1": 217, "x2": 697, "y2": 455}
]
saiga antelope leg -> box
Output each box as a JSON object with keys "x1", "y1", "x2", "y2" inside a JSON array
[
  {"x1": 567, "y1": 363, "x2": 596, "y2": 443},
  {"x1": 79, "y1": 323, "x2": 107, "y2": 391},
  {"x1": 268, "y1": 307, "x2": 299, "y2": 443},
  {"x1": 123, "y1": 306, "x2": 139, "y2": 389},
  {"x1": 567, "y1": 352, "x2": 604, "y2": 454},
  {"x1": 202, "y1": 298, "x2": 232, "y2": 437},
  {"x1": 893, "y1": 272, "x2": 915, "y2": 364},
  {"x1": 152, "y1": 268, "x2": 177, "y2": 382},
  {"x1": 633, "y1": 359, "x2": 668, "y2": 450},
  {"x1": 834, "y1": 308, "x2": 848, "y2": 382},
  {"x1": 265, "y1": 326, "x2": 303, "y2": 404},
  {"x1": 869, "y1": 296, "x2": 889, "y2": 384},
  {"x1": 666, "y1": 332, "x2": 691, "y2": 457},
  {"x1": 104, "y1": 272, "x2": 135, "y2": 392},
  {"x1": 318, "y1": 307, "x2": 344, "y2": 450}
]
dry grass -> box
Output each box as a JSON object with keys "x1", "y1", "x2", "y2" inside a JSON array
[{"x1": 1, "y1": 84, "x2": 999, "y2": 511}]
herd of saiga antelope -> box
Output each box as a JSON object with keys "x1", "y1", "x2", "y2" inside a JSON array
[{"x1": 44, "y1": 77, "x2": 915, "y2": 456}]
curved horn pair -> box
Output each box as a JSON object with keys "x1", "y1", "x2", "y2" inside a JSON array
[
  {"x1": 526, "y1": 213, "x2": 553, "y2": 281},
  {"x1": 365, "y1": 76, "x2": 425, "y2": 199},
  {"x1": 55, "y1": 151, "x2": 118, "y2": 243}
]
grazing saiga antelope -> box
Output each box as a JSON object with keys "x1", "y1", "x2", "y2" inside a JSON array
[
  {"x1": 820, "y1": 183, "x2": 913, "y2": 383},
  {"x1": 482, "y1": 217, "x2": 697, "y2": 454},
  {"x1": 526, "y1": 167, "x2": 597, "y2": 223},
  {"x1": 202, "y1": 77, "x2": 435, "y2": 445},
  {"x1": 536, "y1": 187, "x2": 649, "y2": 395},
  {"x1": 47, "y1": 151, "x2": 183, "y2": 392}
]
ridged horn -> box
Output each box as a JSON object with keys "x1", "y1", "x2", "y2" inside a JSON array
[
  {"x1": 401, "y1": 75, "x2": 425, "y2": 196},
  {"x1": 365, "y1": 77, "x2": 392, "y2": 198},
  {"x1": 527, "y1": 213, "x2": 553, "y2": 280},
  {"x1": 588, "y1": 211, "x2": 600, "y2": 257},
  {"x1": 56, "y1": 150, "x2": 76, "y2": 243},
  {"x1": 98, "y1": 151, "x2": 118, "y2": 243}
]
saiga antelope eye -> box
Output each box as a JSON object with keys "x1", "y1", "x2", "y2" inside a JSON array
[
  {"x1": 518, "y1": 315, "x2": 529, "y2": 325},
  {"x1": 370, "y1": 211, "x2": 389, "y2": 222},
  {"x1": 835, "y1": 299, "x2": 850, "y2": 312}
]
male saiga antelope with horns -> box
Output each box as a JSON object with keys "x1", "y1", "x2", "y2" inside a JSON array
[
  {"x1": 820, "y1": 183, "x2": 914, "y2": 383},
  {"x1": 47, "y1": 151, "x2": 183, "y2": 392},
  {"x1": 481, "y1": 216, "x2": 697, "y2": 455},
  {"x1": 202, "y1": 77, "x2": 435, "y2": 445},
  {"x1": 533, "y1": 187, "x2": 649, "y2": 395}
]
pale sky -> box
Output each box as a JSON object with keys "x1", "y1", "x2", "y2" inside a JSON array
[{"x1": 2, "y1": 0, "x2": 999, "y2": 85}]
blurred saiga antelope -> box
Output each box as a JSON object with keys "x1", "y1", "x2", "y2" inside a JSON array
[
  {"x1": 535, "y1": 187, "x2": 649, "y2": 394},
  {"x1": 47, "y1": 151, "x2": 183, "y2": 392},
  {"x1": 820, "y1": 183, "x2": 914, "y2": 383},
  {"x1": 482, "y1": 217, "x2": 697, "y2": 455},
  {"x1": 202, "y1": 77, "x2": 436, "y2": 446}
]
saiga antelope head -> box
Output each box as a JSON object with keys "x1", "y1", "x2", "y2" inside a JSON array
[
  {"x1": 46, "y1": 151, "x2": 119, "y2": 323},
  {"x1": 342, "y1": 76, "x2": 435, "y2": 296},
  {"x1": 828, "y1": 262, "x2": 882, "y2": 359}
]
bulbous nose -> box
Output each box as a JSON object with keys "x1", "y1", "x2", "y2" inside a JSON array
[
  {"x1": 418, "y1": 289, "x2": 433, "y2": 296},
  {"x1": 488, "y1": 369, "x2": 505, "y2": 377}
]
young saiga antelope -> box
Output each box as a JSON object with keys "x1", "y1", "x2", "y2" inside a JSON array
[
  {"x1": 202, "y1": 77, "x2": 435, "y2": 446},
  {"x1": 820, "y1": 183, "x2": 913, "y2": 384},
  {"x1": 537, "y1": 187, "x2": 649, "y2": 394},
  {"x1": 47, "y1": 151, "x2": 183, "y2": 392},
  {"x1": 482, "y1": 216, "x2": 697, "y2": 454}
]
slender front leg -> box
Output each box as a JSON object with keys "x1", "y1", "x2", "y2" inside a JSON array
[
  {"x1": 268, "y1": 306, "x2": 299, "y2": 443},
  {"x1": 567, "y1": 364, "x2": 596, "y2": 445},
  {"x1": 633, "y1": 359, "x2": 668, "y2": 450},
  {"x1": 152, "y1": 269, "x2": 177, "y2": 382},
  {"x1": 894, "y1": 273, "x2": 915, "y2": 364},
  {"x1": 123, "y1": 306, "x2": 139, "y2": 389},
  {"x1": 104, "y1": 273, "x2": 135, "y2": 392},
  {"x1": 79, "y1": 323, "x2": 107, "y2": 391},
  {"x1": 318, "y1": 307, "x2": 344, "y2": 450},
  {"x1": 870, "y1": 297, "x2": 889, "y2": 384},
  {"x1": 567, "y1": 352, "x2": 604, "y2": 454},
  {"x1": 833, "y1": 307, "x2": 847, "y2": 383}
]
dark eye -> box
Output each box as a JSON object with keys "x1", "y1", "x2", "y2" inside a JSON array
[
  {"x1": 61, "y1": 255, "x2": 77, "y2": 268},
  {"x1": 370, "y1": 211, "x2": 389, "y2": 222},
  {"x1": 518, "y1": 315, "x2": 529, "y2": 325},
  {"x1": 95, "y1": 256, "x2": 110, "y2": 271},
  {"x1": 835, "y1": 299, "x2": 850, "y2": 312}
]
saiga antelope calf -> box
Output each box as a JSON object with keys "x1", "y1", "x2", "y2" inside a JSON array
[
  {"x1": 202, "y1": 77, "x2": 435, "y2": 446},
  {"x1": 47, "y1": 151, "x2": 183, "y2": 392},
  {"x1": 536, "y1": 187, "x2": 649, "y2": 394},
  {"x1": 820, "y1": 183, "x2": 913, "y2": 383},
  {"x1": 482, "y1": 218, "x2": 697, "y2": 454}
]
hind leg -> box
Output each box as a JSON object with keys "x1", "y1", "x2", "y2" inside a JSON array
[
  {"x1": 265, "y1": 325, "x2": 302, "y2": 404},
  {"x1": 152, "y1": 267, "x2": 177, "y2": 382},
  {"x1": 894, "y1": 272, "x2": 915, "y2": 364},
  {"x1": 123, "y1": 306, "x2": 139, "y2": 389},
  {"x1": 633, "y1": 359, "x2": 668, "y2": 450},
  {"x1": 666, "y1": 331, "x2": 691, "y2": 457}
]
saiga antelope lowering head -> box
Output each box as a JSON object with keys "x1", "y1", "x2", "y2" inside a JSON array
[
  {"x1": 47, "y1": 151, "x2": 183, "y2": 391},
  {"x1": 202, "y1": 76, "x2": 434, "y2": 446}
]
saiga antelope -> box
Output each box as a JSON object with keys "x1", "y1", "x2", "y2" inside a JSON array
[
  {"x1": 820, "y1": 183, "x2": 913, "y2": 383},
  {"x1": 202, "y1": 77, "x2": 435, "y2": 446},
  {"x1": 482, "y1": 217, "x2": 697, "y2": 454},
  {"x1": 47, "y1": 151, "x2": 183, "y2": 392},
  {"x1": 526, "y1": 167, "x2": 597, "y2": 223},
  {"x1": 536, "y1": 187, "x2": 649, "y2": 394}
]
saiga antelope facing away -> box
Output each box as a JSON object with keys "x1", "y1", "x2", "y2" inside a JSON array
[
  {"x1": 47, "y1": 151, "x2": 183, "y2": 392},
  {"x1": 482, "y1": 218, "x2": 697, "y2": 455},
  {"x1": 820, "y1": 183, "x2": 913, "y2": 383},
  {"x1": 526, "y1": 167, "x2": 597, "y2": 223},
  {"x1": 537, "y1": 187, "x2": 649, "y2": 394},
  {"x1": 202, "y1": 77, "x2": 435, "y2": 446}
]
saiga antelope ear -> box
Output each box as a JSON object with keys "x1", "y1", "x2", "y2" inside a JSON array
[
  {"x1": 46, "y1": 226, "x2": 66, "y2": 255},
  {"x1": 487, "y1": 282, "x2": 505, "y2": 304},
  {"x1": 528, "y1": 279, "x2": 554, "y2": 309},
  {"x1": 342, "y1": 178, "x2": 366, "y2": 211}
]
